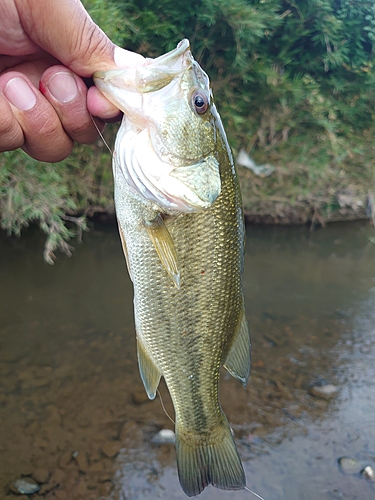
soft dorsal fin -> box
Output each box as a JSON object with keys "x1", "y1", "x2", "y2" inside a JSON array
[
  {"x1": 144, "y1": 214, "x2": 180, "y2": 288},
  {"x1": 137, "y1": 336, "x2": 162, "y2": 399},
  {"x1": 224, "y1": 309, "x2": 251, "y2": 388}
]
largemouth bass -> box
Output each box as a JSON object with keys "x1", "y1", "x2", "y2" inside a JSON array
[{"x1": 94, "y1": 39, "x2": 251, "y2": 497}]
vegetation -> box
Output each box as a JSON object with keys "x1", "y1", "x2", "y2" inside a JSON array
[{"x1": 2, "y1": 0, "x2": 375, "y2": 259}]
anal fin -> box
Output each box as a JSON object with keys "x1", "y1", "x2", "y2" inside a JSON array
[
  {"x1": 144, "y1": 213, "x2": 180, "y2": 288},
  {"x1": 137, "y1": 337, "x2": 162, "y2": 400},
  {"x1": 224, "y1": 309, "x2": 251, "y2": 388}
]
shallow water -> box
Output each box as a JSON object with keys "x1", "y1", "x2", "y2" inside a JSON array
[{"x1": 1, "y1": 221, "x2": 375, "y2": 500}]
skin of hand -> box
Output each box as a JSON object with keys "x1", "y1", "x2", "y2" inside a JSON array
[{"x1": 0, "y1": 0, "x2": 145, "y2": 162}]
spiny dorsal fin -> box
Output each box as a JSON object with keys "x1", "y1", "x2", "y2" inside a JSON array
[
  {"x1": 137, "y1": 336, "x2": 162, "y2": 399},
  {"x1": 144, "y1": 214, "x2": 180, "y2": 288},
  {"x1": 224, "y1": 308, "x2": 251, "y2": 388}
]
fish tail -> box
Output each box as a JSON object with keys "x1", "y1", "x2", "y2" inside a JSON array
[{"x1": 175, "y1": 420, "x2": 245, "y2": 497}]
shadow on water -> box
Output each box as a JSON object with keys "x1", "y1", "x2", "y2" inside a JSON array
[{"x1": 0, "y1": 221, "x2": 375, "y2": 499}]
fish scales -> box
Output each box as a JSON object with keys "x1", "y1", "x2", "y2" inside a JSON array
[{"x1": 94, "y1": 39, "x2": 251, "y2": 497}]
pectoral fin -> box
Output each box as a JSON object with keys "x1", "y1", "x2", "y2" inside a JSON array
[
  {"x1": 137, "y1": 337, "x2": 162, "y2": 400},
  {"x1": 144, "y1": 214, "x2": 180, "y2": 288},
  {"x1": 224, "y1": 309, "x2": 251, "y2": 388}
]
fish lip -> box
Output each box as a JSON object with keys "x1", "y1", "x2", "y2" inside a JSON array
[
  {"x1": 93, "y1": 39, "x2": 191, "y2": 85},
  {"x1": 151, "y1": 38, "x2": 190, "y2": 66}
]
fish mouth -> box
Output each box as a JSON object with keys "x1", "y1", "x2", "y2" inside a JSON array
[{"x1": 93, "y1": 39, "x2": 192, "y2": 112}]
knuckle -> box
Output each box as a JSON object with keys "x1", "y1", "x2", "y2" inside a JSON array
[
  {"x1": 0, "y1": 113, "x2": 24, "y2": 151},
  {"x1": 23, "y1": 110, "x2": 73, "y2": 162}
]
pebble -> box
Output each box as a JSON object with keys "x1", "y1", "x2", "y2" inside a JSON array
[
  {"x1": 32, "y1": 467, "x2": 50, "y2": 484},
  {"x1": 99, "y1": 482, "x2": 114, "y2": 496},
  {"x1": 338, "y1": 457, "x2": 361, "y2": 475},
  {"x1": 49, "y1": 468, "x2": 66, "y2": 485},
  {"x1": 75, "y1": 451, "x2": 90, "y2": 472},
  {"x1": 59, "y1": 451, "x2": 73, "y2": 468},
  {"x1": 75, "y1": 479, "x2": 89, "y2": 497},
  {"x1": 10, "y1": 478, "x2": 40, "y2": 495},
  {"x1": 89, "y1": 461, "x2": 104, "y2": 473},
  {"x1": 54, "y1": 490, "x2": 68, "y2": 500},
  {"x1": 309, "y1": 384, "x2": 339, "y2": 400},
  {"x1": 151, "y1": 429, "x2": 175, "y2": 445},
  {"x1": 101, "y1": 441, "x2": 122, "y2": 458},
  {"x1": 361, "y1": 465, "x2": 375, "y2": 480}
]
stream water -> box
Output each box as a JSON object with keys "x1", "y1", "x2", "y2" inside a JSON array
[{"x1": 0, "y1": 220, "x2": 375, "y2": 500}]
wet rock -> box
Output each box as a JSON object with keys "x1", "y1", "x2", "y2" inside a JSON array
[
  {"x1": 58, "y1": 451, "x2": 73, "y2": 467},
  {"x1": 102, "y1": 458, "x2": 113, "y2": 470},
  {"x1": 32, "y1": 467, "x2": 50, "y2": 483},
  {"x1": 101, "y1": 441, "x2": 122, "y2": 458},
  {"x1": 89, "y1": 461, "x2": 104, "y2": 473},
  {"x1": 89, "y1": 449, "x2": 102, "y2": 462},
  {"x1": 338, "y1": 457, "x2": 361, "y2": 475},
  {"x1": 54, "y1": 489, "x2": 68, "y2": 500},
  {"x1": 10, "y1": 477, "x2": 40, "y2": 494},
  {"x1": 151, "y1": 429, "x2": 175, "y2": 445},
  {"x1": 38, "y1": 482, "x2": 57, "y2": 495},
  {"x1": 33, "y1": 436, "x2": 50, "y2": 450},
  {"x1": 75, "y1": 479, "x2": 89, "y2": 497},
  {"x1": 49, "y1": 468, "x2": 66, "y2": 486},
  {"x1": 361, "y1": 465, "x2": 375, "y2": 480},
  {"x1": 309, "y1": 384, "x2": 339, "y2": 400},
  {"x1": 131, "y1": 389, "x2": 150, "y2": 404},
  {"x1": 99, "y1": 482, "x2": 114, "y2": 496},
  {"x1": 75, "y1": 451, "x2": 90, "y2": 472},
  {"x1": 99, "y1": 472, "x2": 112, "y2": 483}
]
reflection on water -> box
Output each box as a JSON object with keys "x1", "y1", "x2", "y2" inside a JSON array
[{"x1": 0, "y1": 221, "x2": 375, "y2": 500}]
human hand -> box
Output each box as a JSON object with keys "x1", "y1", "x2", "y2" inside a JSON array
[{"x1": 0, "y1": 0, "x2": 145, "y2": 162}]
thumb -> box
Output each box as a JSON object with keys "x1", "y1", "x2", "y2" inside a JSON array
[{"x1": 15, "y1": 0, "x2": 135, "y2": 77}]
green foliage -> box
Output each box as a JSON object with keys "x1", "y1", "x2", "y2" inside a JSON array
[
  {"x1": 85, "y1": 0, "x2": 375, "y2": 220},
  {"x1": 3, "y1": 0, "x2": 375, "y2": 259},
  {"x1": 0, "y1": 141, "x2": 113, "y2": 262}
]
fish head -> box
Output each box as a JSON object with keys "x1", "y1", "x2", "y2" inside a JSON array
[{"x1": 94, "y1": 39, "x2": 222, "y2": 213}]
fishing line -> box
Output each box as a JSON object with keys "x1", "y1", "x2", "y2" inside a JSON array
[
  {"x1": 244, "y1": 485, "x2": 266, "y2": 500},
  {"x1": 90, "y1": 114, "x2": 113, "y2": 156},
  {"x1": 156, "y1": 388, "x2": 175, "y2": 424}
]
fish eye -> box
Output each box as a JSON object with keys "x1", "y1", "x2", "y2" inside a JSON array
[{"x1": 192, "y1": 91, "x2": 209, "y2": 114}]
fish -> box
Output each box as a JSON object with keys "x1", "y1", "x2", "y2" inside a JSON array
[{"x1": 94, "y1": 39, "x2": 251, "y2": 497}]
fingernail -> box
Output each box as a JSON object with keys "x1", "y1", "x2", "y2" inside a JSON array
[
  {"x1": 3, "y1": 77, "x2": 37, "y2": 111},
  {"x1": 114, "y1": 46, "x2": 145, "y2": 68},
  {"x1": 48, "y1": 72, "x2": 78, "y2": 103}
]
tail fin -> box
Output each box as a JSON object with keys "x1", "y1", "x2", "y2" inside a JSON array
[{"x1": 175, "y1": 420, "x2": 245, "y2": 497}]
